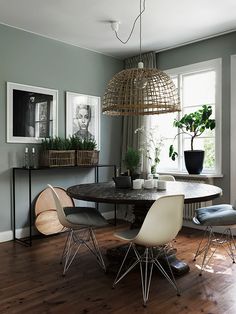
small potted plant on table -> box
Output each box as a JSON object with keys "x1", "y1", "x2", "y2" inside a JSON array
[
  {"x1": 124, "y1": 147, "x2": 141, "y2": 180},
  {"x1": 169, "y1": 105, "x2": 215, "y2": 174}
]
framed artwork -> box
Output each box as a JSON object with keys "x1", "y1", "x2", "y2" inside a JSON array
[
  {"x1": 7, "y1": 82, "x2": 58, "y2": 143},
  {"x1": 66, "y1": 92, "x2": 101, "y2": 149}
]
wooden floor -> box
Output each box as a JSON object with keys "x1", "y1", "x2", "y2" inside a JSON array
[{"x1": 1, "y1": 223, "x2": 236, "y2": 314}]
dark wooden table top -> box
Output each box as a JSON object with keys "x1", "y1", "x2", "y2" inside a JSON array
[{"x1": 67, "y1": 181, "x2": 222, "y2": 205}]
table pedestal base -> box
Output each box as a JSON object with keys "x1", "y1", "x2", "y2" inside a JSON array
[
  {"x1": 106, "y1": 244, "x2": 190, "y2": 276},
  {"x1": 107, "y1": 202, "x2": 190, "y2": 276}
]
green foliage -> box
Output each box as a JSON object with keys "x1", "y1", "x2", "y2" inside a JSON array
[
  {"x1": 124, "y1": 147, "x2": 141, "y2": 174},
  {"x1": 41, "y1": 136, "x2": 97, "y2": 151},
  {"x1": 79, "y1": 138, "x2": 97, "y2": 150},
  {"x1": 169, "y1": 105, "x2": 216, "y2": 160},
  {"x1": 70, "y1": 135, "x2": 82, "y2": 150},
  {"x1": 41, "y1": 137, "x2": 72, "y2": 150},
  {"x1": 169, "y1": 144, "x2": 178, "y2": 161}
]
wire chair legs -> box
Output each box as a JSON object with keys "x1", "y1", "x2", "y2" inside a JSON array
[
  {"x1": 193, "y1": 226, "x2": 236, "y2": 275},
  {"x1": 61, "y1": 228, "x2": 106, "y2": 275},
  {"x1": 113, "y1": 243, "x2": 180, "y2": 306}
]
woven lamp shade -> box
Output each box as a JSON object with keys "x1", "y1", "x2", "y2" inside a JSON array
[{"x1": 102, "y1": 67, "x2": 181, "y2": 116}]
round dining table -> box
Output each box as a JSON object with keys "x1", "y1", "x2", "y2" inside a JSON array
[
  {"x1": 67, "y1": 180, "x2": 222, "y2": 206},
  {"x1": 67, "y1": 180, "x2": 222, "y2": 275}
]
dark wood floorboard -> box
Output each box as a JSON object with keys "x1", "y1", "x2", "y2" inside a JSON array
[{"x1": 1, "y1": 223, "x2": 236, "y2": 314}]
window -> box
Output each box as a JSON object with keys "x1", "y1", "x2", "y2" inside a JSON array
[
  {"x1": 148, "y1": 59, "x2": 222, "y2": 175},
  {"x1": 35, "y1": 101, "x2": 53, "y2": 138}
]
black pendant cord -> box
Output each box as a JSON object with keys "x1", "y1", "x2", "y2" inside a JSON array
[
  {"x1": 139, "y1": 0, "x2": 142, "y2": 63},
  {"x1": 114, "y1": 0, "x2": 146, "y2": 46}
]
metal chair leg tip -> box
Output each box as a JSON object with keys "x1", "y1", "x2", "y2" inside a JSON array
[
  {"x1": 199, "y1": 273, "x2": 202, "y2": 276},
  {"x1": 177, "y1": 292, "x2": 181, "y2": 297}
]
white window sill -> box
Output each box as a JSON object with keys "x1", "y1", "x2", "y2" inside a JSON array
[{"x1": 157, "y1": 171, "x2": 223, "y2": 182}]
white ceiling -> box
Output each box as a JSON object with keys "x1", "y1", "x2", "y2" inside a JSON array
[{"x1": 0, "y1": 0, "x2": 236, "y2": 59}]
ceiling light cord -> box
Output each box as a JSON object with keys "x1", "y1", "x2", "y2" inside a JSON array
[
  {"x1": 114, "y1": 0, "x2": 146, "y2": 45},
  {"x1": 139, "y1": 0, "x2": 142, "y2": 63}
]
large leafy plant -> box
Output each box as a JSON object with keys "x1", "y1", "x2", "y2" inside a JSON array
[{"x1": 169, "y1": 105, "x2": 216, "y2": 161}]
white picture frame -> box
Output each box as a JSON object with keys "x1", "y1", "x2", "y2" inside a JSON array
[
  {"x1": 66, "y1": 92, "x2": 100, "y2": 149},
  {"x1": 7, "y1": 82, "x2": 58, "y2": 143}
]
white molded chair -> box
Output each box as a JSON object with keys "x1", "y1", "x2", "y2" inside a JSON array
[
  {"x1": 48, "y1": 184, "x2": 108, "y2": 275},
  {"x1": 158, "y1": 175, "x2": 175, "y2": 181},
  {"x1": 113, "y1": 194, "x2": 184, "y2": 306}
]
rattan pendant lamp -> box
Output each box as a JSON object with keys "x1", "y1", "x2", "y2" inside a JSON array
[{"x1": 102, "y1": 0, "x2": 181, "y2": 116}]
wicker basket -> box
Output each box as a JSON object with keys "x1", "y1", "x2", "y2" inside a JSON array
[
  {"x1": 76, "y1": 150, "x2": 99, "y2": 166},
  {"x1": 39, "y1": 150, "x2": 75, "y2": 167}
]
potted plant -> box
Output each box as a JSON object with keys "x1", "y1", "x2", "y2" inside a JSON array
[
  {"x1": 169, "y1": 105, "x2": 215, "y2": 174},
  {"x1": 124, "y1": 147, "x2": 141, "y2": 180},
  {"x1": 70, "y1": 136, "x2": 99, "y2": 165},
  {"x1": 40, "y1": 137, "x2": 75, "y2": 167}
]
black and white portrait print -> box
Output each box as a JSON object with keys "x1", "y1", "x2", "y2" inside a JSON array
[{"x1": 66, "y1": 92, "x2": 100, "y2": 148}]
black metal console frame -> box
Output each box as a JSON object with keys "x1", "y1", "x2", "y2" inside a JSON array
[{"x1": 12, "y1": 164, "x2": 117, "y2": 246}]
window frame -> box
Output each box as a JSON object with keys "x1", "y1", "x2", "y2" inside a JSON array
[{"x1": 162, "y1": 58, "x2": 222, "y2": 175}]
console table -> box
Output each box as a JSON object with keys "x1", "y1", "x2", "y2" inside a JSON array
[{"x1": 12, "y1": 164, "x2": 117, "y2": 246}]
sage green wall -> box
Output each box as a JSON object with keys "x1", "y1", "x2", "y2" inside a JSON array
[
  {"x1": 0, "y1": 24, "x2": 123, "y2": 236},
  {"x1": 157, "y1": 31, "x2": 236, "y2": 203}
]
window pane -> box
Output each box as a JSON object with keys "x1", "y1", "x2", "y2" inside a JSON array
[
  {"x1": 183, "y1": 71, "x2": 215, "y2": 107},
  {"x1": 183, "y1": 130, "x2": 215, "y2": 141},
  {"x1": 158, "y1": 138, "x2": 179, "y2": 171},
  {"x1": 203, "y1": 138, "x2": 216, "y2": 170},
  {"x1": 150, "y1": 112, "x2": 178, "y2": 139},
  {"x1": 184, "y1": 137, "x2": 204, "y2": 151}
]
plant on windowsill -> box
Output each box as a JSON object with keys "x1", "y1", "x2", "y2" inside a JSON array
[
  {"x1": 169, "y1": 105, "x2": 215, "y2": 174},
  {"x1": 70, "y1": 136, "x2": 99, "y2": 166},
  {"x1": 124, "y1": 147, "x2": 141, "y2": 180}
]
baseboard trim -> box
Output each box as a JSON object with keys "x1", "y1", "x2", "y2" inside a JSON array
[
  {"x1": 0, "y1": 230, "x2": 13, "y2": 242},
  {"x1": 1, "y1": 219, "x2": 235, "y2": 243},
  {"x1": 0, "y1": 227, "x2": 38, "y2": 243}
]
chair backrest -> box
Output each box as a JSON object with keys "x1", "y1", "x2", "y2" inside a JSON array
[
  {"x1": 158, "y1": 175, "x2": 175, "y2": 181},
  {"x1": 47, "y1": 184, "x2": 71, "y2": 228},
  {"x1": 134, "y1": 194, "x2": 184, "y2": 247}
]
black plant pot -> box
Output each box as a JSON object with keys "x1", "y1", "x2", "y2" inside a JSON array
[{"x1": 184, "y1": 150, "x2": 205, "y2": 174}]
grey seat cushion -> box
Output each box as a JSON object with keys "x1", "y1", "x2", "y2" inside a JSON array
[
  {"x1": 64, "y1": 206, "x2": 108, "y2": 227},
  {"x1": 195, "y1": 204, "x2": 236, "y2": 226}
]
